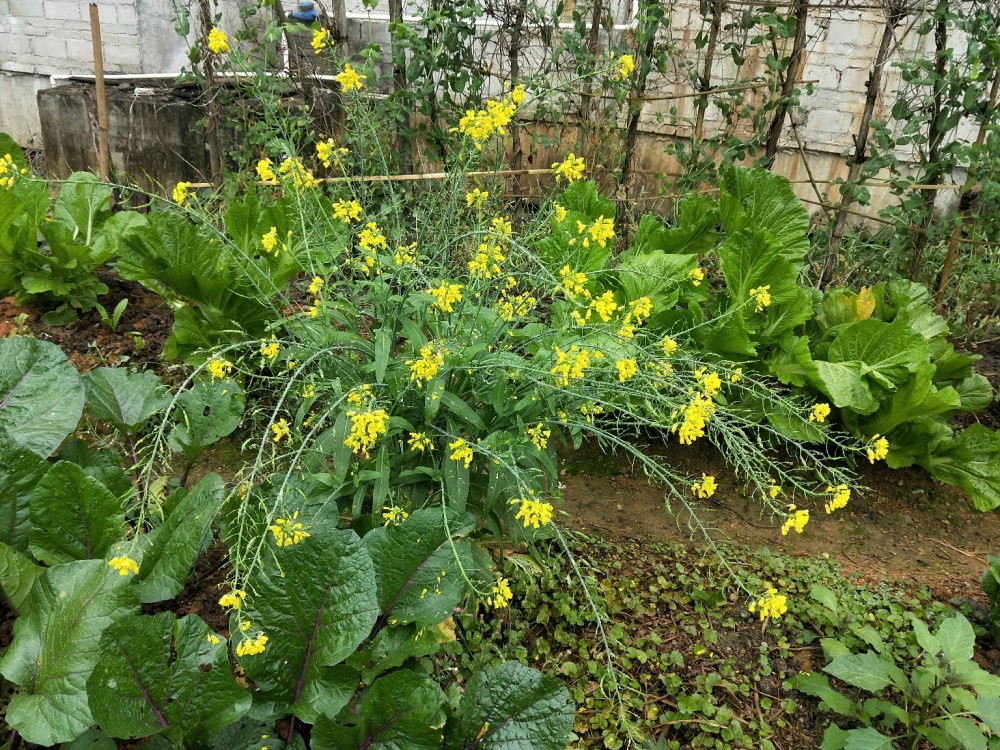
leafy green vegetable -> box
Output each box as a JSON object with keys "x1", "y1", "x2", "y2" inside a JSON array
[
  {"x1": 0, "y1": 559, "x2": 138, "y2": 745},
  {"x1": 87, "y1": 612, "x2": 250, "y2": 742},
  {"x1": 83, "y1": 368, "x2": 170, "y2": 435},
  {"x1": 0, "y1": 337, "x2": 84, "y2": 458}
]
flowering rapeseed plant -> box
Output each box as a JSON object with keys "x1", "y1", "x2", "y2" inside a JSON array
[
  {"x1": 207, "y1": 28, "x2": 230, "y2": 55},
  {"x1": 108, "y1": 556, "x2": 139, "y2": 576}
]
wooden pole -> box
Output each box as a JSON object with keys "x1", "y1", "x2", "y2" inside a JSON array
[
  {"x1": 763, "y1": 0, "x2": 809, "y2": 168},
  {"x1": 89, "y1": 3, "x2": 110, "y2": 182},
  {"x1": 934, "y1": 66, "x2": 1000, "y2": 310}
]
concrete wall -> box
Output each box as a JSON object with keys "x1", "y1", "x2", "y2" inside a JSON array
[{"x1": 2, "y1": 0, "x2": 977, "y2": 217}]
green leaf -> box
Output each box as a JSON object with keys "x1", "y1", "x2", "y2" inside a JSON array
[
  {"x1": 374, "y1": 327, "x2": 391, "y2": 384},
  {"x1": 440, "y1": 390, "x2": 486, "y2": 431},
  {"x1": 0, "y1": 438, "x2": 47, "y2": 552},
  {"x1": 352, "y1": 622, "x2": 452, "y2": 684},
  {"x1": 792, "y1": 672, "x2": 857, "y2": 717},
  {"x1": 842, "y1": 728, "x2": 896, "y2": 750},
  {"x1": 719, "y1": 166, "x2": 810, "y2": 263},
  {"x1": 936, "y1": 613, "x2": 975, "y2": 664},
  {"x1": 236, "y1": 528, "x2": 379, "y2": 721},
  {"x1": 84, "y1": 368, "x2": 170, "y2": 434},
  {"x1": 953, "y1": 375, "x2": 994, "y2": 413},
  {"x1": 0, "y1": 559, "x2": 138, "y2": 746},
  {"x1": 87, "y1": 612, "x2": 250, "y2": 742},
  {"x1": 312, "y1": 670, "x2": 446, "y2": 750},
  {"x1": 364, "y1": 508, "x2": 479, "y2": 625},
  {"x1": 942, "y1": 716, "x2": 987, "y2": 750},
  {"x1": 167, "y1": 379, "x2": 244, "y2": 461},
  {"x1": 60, "y1": 728, "x2": 118, "y2": 749},
  {"x1": 443, "y1": 449, "x2": 471, "y2": 513},
  {"x1": 53, "y1": 172, "x2": 112, "y2": 245},
  {"x1": 926, "y1": 424, "x2": 1000, "y2": 510},
  {"x1": 134, "y1": 473, "x2": 224, "y2": 603},
  {"x1": 29, "y1": 460, "x2": 123, "y2": 565},
  {"x1": 824, "y1": 652, "x2": 893, "y2": 692},
  {"x1": 0, "y1": 337, "x2": 84, "y2": 457},
  {"x1": 0, "y1": 542, "x2": 42, "y2": 612},
  {"x1": 444, "y1": 661, "x2": 575, "y2": 750}
]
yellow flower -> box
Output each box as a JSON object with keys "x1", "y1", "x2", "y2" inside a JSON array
[
  {"x1": 256, "y1": 158, "x2": 276, "y2": 182},
  {"x1": 824, "y1": 484, "x2": 851, "y2": 514},
  {"x1": 780, "y1": 506, "x2": 809, "y2": 535},
  {"x1": 394, "y1": 243, "x2": 418, "y2": 266},
  {"x1": 489, "y1": 216, "x2": 513, "y2": 238},
  {"x1": 550, "y1": 345, "x2": 594, "y2": 387},
  {"x1": 557, "y1": 265, "x2": 590, "y2": 300},
  {"x1": 301, "y1": 384, "x2": 316, "y2": 399},
  {"x1": 207, "y1": 357, "x2": 233, "y2": 380},
  {"x1": 358, "y1": 221, "x2": 387, "y2": 251},
  {"x1": 590, "y1": 291, "x2": 619, "y2": 322},
  {"x1": 236, "y1": 632, "x2": 268, "y2": 657},
  {"x1": 428, "y1": 282, "x2": 464, "y2": 313},
  {"x1": 510, "y1": 83, "x2": 527, "y2": 105},
  {"x1": 729, "y1": 367, "x2": 743, "y2": 383},
  {"x1": 406, "y1": 342, "x2": 446, "y2": 387},
  {"x1": 662, "y1": 337, "x2": 678, "y2": 357},
  {"x1": 271, "y1": 418, "x2": 291, "y2": 444},
  {"x1": 690, "y1": 474, "x2": 717, "y2": 498},
  {"x1": 261, "y1": 226, "x2": 281, "y2": 254},
  {"x1": 449, "y1": 438, "x2": 474, "y2": 468},
  {"x1": 316, "y1": 140, "x2": 348, "y2": 168},
  {"x1": 306, "y1": 300, "x2": 320, "y2": 318},
  {"x1": 497, "y1": 290, "x2": 536, "y2": 323},
  {"x1": 552, "y1": 153, "x2": 586, "y2": 183},
  {"x1": 697, "y1": 370, "x2": 722, "y2": 396},
  {"x1": 672, "y1": 393, "x2": 716, "y2": 445},
  {"x1": 345, "y1": 409, "x2": 390, "y2": 456},
  {"x1": 207, "y1": 27, "x2": 230, "y2": 55},
  {"x1": 278, "y1": 156, "x2": 318, "y2": 188},
  {"x1": 466, "y1": 188, "x2": 489, "y2": 207},
  {"x1": 336, "y1": 63, "x2": 366, "y2": 92},
  {"x1": 382, "y1": 506, "x2": 410, "y2": 526},
  {"x1": 867, "y1": 434, "x2": 889, "y2": 463},
  {"x1": 468, "y1": 242, "x2": 506, "y2": 280},
  {"x1": 218, "y1": 590, "x2": 247, "y2": 610},
  {"x1": 332, "y1": 198, "x2": 362, "y2": 223},
  {"x1": 269, "y1": 510, "x2": 310, "y2": 547},
  {"x1": 206, "y1": 633, "x2": 221, "y2": 645},
  {"x1": 578, "y1": 216, "x2": 615, "y2": 248},
  {"x1": 311, "y1": 27, "x2": 329, "y2": 54},
  {"x1": 308, "y1": 276, "x2": 324, "y2": 295},
  {"x1": 454, "y1": 93, "x2": 518, "y2": 148},
  {"x1": 749, "y1": 285, "x2": 772, "y2": 313},
  {"x1": 346, "y1": 384, "x2": 373, "y2": 408},
  {"x1": 0, "y1": 153, "x2": 27, "y2": 189},
  {"x1": 613, "y1": 53, "x2": 635, "y2": 80},
  {"x1": 768, "y1": 483, "x2": 781, "y2": 499},
  {"x1": 615, "y1": 358, "x2": 637, "y2": 383},
  {"x1": 749, "y1": 588, "x2": 787, "y2": 620},
  {"x1": 108, "y1": 555, "x2": 139, "y2": 576},
  {"x1": 407, "y1": 432, "x2": 434, "y2": 453},
  {"x1": 553, "y1": 203, "x2": 567, "y2": 222},
  {"x1": 172, "y1": 181, "x2": 191, "y2": 206},
  {"x1": 809, "y1": 403, "x2": 831, "y2": 423},
  {"x1": 527, "y1": 423, "x2": 551, "y2": 451},
  {"x1": 512, "y1": 496, "x2": 554, "y2": 528},
  {"x1": 688, "y1": 267, "x2": 704, "y2": 286},
  {"x1": 488, "y1": 577, "x2": 513, "y2": 608},
  {"x1": 260, "y1": 336, "x2": 280, "y2": 360}
]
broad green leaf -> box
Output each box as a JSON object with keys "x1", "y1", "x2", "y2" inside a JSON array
[
  {"x1": 926, "y1": 424, "x2": 1000, "y2": 510},
  {"x1": 850, "y1": 361, "x2": 960, "y2": 437},
  {"x1": 207, "y1": 718, "x2": 307, "y2": 750},
  {"x1": 364, "y1": 508, "x2": 479, "y2": 625},
  {"x1": 936, "y1": 613, "x2": 975, "y2": 664},
  {"x1": 134, "y1": 473, "x2": 223, "y2": 603},
  {"x1": 350, "y1": 621, "x2": 453, "y2": 684},
  {"x1": 953, "y1": 375, "x2": 994, "y2": 413},
  {"x1": 312, "y1": 670, "x2": 445, "y2": 750},
  {"x1": 29, "y1": 460, "x2": 123, "y2": 566},
  {"x1": 443, "y1": 449, "x2": 471, "y2": 513},
  {"x1": 820, "y1": 724, "x2": 851, "y2": 750},
  {"x1": 52, "y1": 172, "x2": 113, "y2": 246},
  {"x1": 0, "y1": 542, "x2": 42, "y2": 611},
  {"x1": 0, "y1": 337, "x2": 84, "y2": 457},
  {"x1": 374, "y1": 327, "x2": 391, "y2": 384},
  {"x1": 87, "y1": 612, "x2": 250, "y2": 742},
  {"x1": 60, "y1": 728, "x2": 117, "y2": 749},
  {"x1": 167, "y1": 379, "x2": 244, "y2": 461},
  {"x1": 0, "y1": 437, "x2": 47, "y2": 551},
  {"x1": 792, "y1": 672, "x2": 857, "y2": 717},
  {"x1": 291, "y1": 664, "x2": 358, "y2": 724},
  {"x1": 719, "y1": 166, "x2": 810, "y2": 263},
  {"x1": 942, "y1": 716, "x2": 987, "y2": 750},
  {"x1": 0, "y1": 559, "x2": 138, "y2": 746},
  {"x1": 810, "y1": 584, "x2": 840, "y2": 613},
  {"x1": 975, "y1": 696, "x2": 1000, "y2": 734},
  {"x1": 842, "y1": 728, "x2": 895, "y2": 750},
  {"x1": 236, "y1": 528, "x2": 378, "y2": 720},
  {"x1": 823, "y1": 652, "x2": 893, "y2": 692},
  {"x1": 444, "y1": 661, "x2": 574, "y2": 750},
  {"x1": 440, "y1": 390, "x2": 486, "y2": 431},
  {"x1": 84, "y1": 368, "x2": 170, "y2": 434}
]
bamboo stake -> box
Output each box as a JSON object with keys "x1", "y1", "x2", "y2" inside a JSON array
[
  {"x1": 89, "y1": 4, "x2": 110, "y2": 183},
  {"x1": 763, "y1": 0, "x2": 809, "y2": 168},
  {"x1": 935, "y1": 65, "x2": 1000, "y2": 310}
]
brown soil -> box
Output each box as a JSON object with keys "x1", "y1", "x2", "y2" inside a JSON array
[
  {"x1": 0, "y1": 273, "x2": 173, "y2": 376},
  {"x1": 560, "y1": 437, "x2": 1000, "y2": 606}
]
